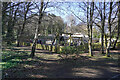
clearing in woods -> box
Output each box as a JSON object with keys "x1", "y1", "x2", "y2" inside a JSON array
[{"x1": 2, "y1": 46, "x2": 120, "y2": 79}]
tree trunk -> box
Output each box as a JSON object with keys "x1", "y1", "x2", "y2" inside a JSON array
[
  {"x1": 113, "y1": 36, "x2": 119, "y2": 49},
  {"x1": 6, "y1": 3, "x2": 13, "y2": 45},
  {"x1": 30, "y1": 29, "x2": 38, "y2": 58},
  {"x1": 105, "y1": 2, "x2": 113, "y2": 57},
  {"x1": 89, "y1": 2, "x2": 94, "y2": 56},
  {"x1": 2, "y1": 2, "x2": 7, "y2": 35},
  {"x1": 17, "y1": 20, "x2": 26, "y2": 47},
  {"x1": 112, "y1": 1, "x2": 120, "y2": 49},
  {"x1": 101, "y1": 31, "x2": 104, "y2": 54},
  {"x1": 105, "y1": 34, "x2": 110, "y2": 57},
  {"x1": 87, "y1": 2, "x2": 93, "y2": 56},
  {"x1": 6, "y1": 3, "x2": 19, "y2": 45},
  {"x1": 30, "y1": 0, "x2": 44, "y2": 58},
  {"x1": 101, "y1": 2, "x2": 106, "y2": 54},
  {"x1": 17, "y1": 3, "x2": 30, "y2": 47}
]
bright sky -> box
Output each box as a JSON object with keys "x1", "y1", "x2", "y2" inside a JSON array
[
  {"x1": 30, "y1": 1, "x2": 118, "y2": 32},
  {"x1": 45, "y1": 2, "x2": 85, "y2": 25}
]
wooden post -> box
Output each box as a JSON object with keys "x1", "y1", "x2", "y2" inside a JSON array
[{"x1": 69, "y1": 34, "x2": 72, "y2": 46}]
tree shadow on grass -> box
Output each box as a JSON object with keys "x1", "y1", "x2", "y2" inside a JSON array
[
  {"x1": 35, "y1": 51, "x2": 53, "y2": 54},
  {"x1": 10, "y1": 47, "x2": 57, "y2": 55},
  {"x1": 2, "y1": 55, "x2": 120, "y2": 79},
  {"x1": 2, "y1": 46, "x2": 120, "y2": 79},
  {"x1": 2, "y1": 52, "x2": 29, "y2": 62}
]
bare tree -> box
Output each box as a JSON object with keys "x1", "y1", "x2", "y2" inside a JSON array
[
  {"x1": 88, "y1": 2, "x2": 94, "y2": 56},
  {"x1": 68, "y1": 2, "x2": 94, "y2": 56},
  {"x1": 112, "y1": 1, "x2": 120, "y2": 49},
  {"x1": 94, "y1": 1, "x2": 118, "y2": 56},
  {"x1": 17, "y1": 2, "x2": 33, "y2": 47},
  {"x1": 94, "y1": 2, "x2": 106, "y2": 54},
  {"x1": 5, "y1": 3, "x2": 20, "y2": 45},
  {"x1": 2, "y1": 2, "x2": 22, "y2": 45},
  {"x1": 30, "y1": 0, "x2": 48, "y2": 58},
  {"x1": 105, "y1": 2, "x2": 113, "y2": 56}
]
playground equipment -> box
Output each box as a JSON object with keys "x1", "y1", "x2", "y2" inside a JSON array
[
  {"x1": 35, "y1": 32, "x2": 88, "y2": 53},
  {"x1": 21, "y1": 32, "x2": 89, "y2": 53},
  {"x1": 52, "y1": 32, "x2": 73, "y2": 46}
]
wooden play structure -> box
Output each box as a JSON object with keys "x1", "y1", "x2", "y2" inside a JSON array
[{"x1": 21, "y1": 32, "x2": 89, "y2": 53}]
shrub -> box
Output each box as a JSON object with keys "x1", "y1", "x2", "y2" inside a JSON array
[
  {"x1": 60, "y1": 46, "x2": 74, "y2": 56},
  {"x1": 59, "y1": 46, "x2": 84, "y2": 58},
  {"x1": 116, "y1": 42, "x2": 120, "y2": 48},
  {"x1": 92, "y1": 43, "x2": 101, "y2": 50}
]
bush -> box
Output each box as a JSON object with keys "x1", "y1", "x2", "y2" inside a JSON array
[
  {"x1": 116, "y1": 42, "x2": 120, "y2": 48},
  {"x1": 59, "y1": 46, "x2": 84, "y2": 58},
  {"x1": 60, "y1": 46, "x2": 74, "y2": 55},
  {"x1": 74, "y1": 46, "x2": 84, "y2": 56},
  {"x1": 92, "y1": 43, "x2": 101, "y2": 50}
]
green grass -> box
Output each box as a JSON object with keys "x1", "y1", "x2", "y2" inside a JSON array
[
  {"x1": 87, "y1": 52, "x2": 120, "y2": 60},
  {"x1": 1, "y1": 50, "x2": 30, "y2": 70}
]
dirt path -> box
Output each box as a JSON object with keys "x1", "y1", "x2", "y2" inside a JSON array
[{"x1": 2, "y1": 47, "x2": 120, "y2": 79}]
